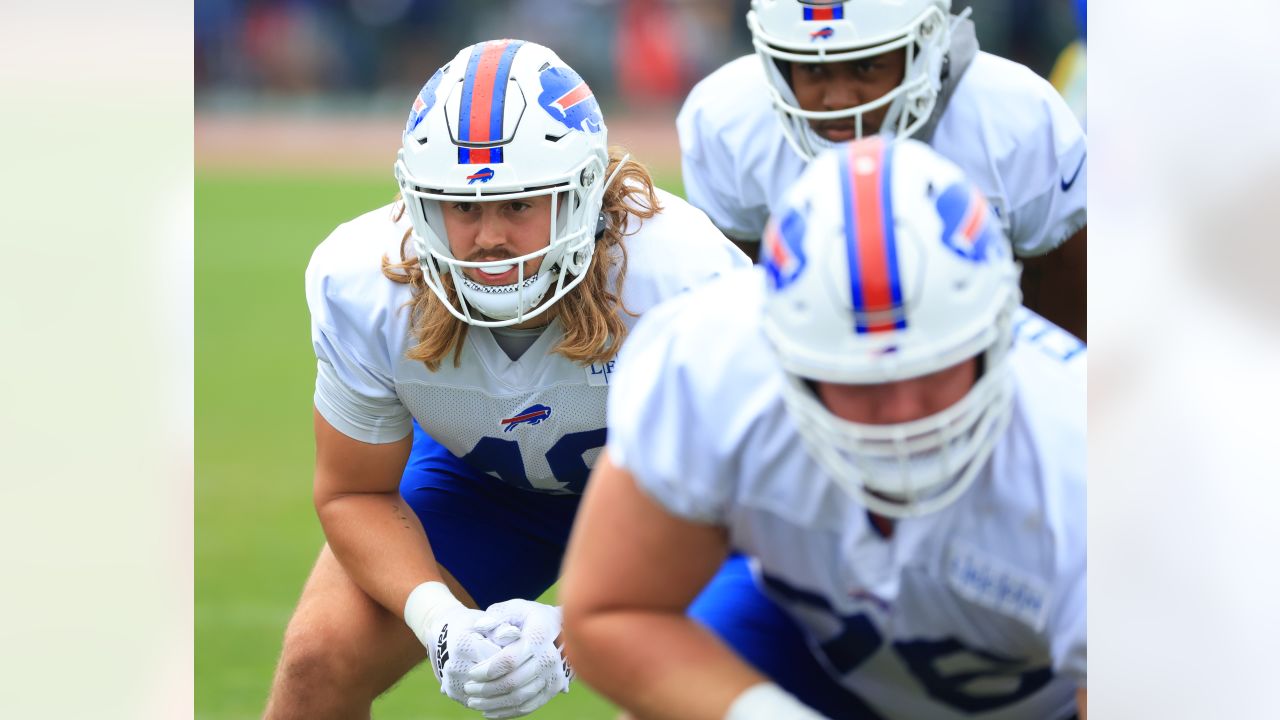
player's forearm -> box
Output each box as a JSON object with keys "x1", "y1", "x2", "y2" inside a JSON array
[
  {"x1": 1020, "y1": 226, "x2": 1086, "y2": 341},
  {"x1": 315, "y1": 489, "x2": 446, "y2": 617},
  {"x1": 567, "y1": 608, "x2": 764, "y2": 720}
]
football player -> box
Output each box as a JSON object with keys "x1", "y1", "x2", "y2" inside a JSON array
[
  {"x1": 1049, "y1": 0, "x2": 1087, "y2": 127},
  {"x1": 678, "y1": 0, "x2": 1087, "y2": 340},
  {"x1": 562, "y1": 137, "x2": 1086, "y2": 719},
  {"x1": 262, "y1": 39, "x2": 749, "y2": 720}
]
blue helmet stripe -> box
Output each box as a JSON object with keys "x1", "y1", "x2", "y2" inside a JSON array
[
  {"x1": 458, "y1": 45, "x2": 483, "y2": 143},
  {"x1": 838, "y1": 148, "x2": 865, "y2": 333},
  {"x1": 488, "y1": 41, "x2": 524, "y2": 143},
  {"x1": 879, "y1": 142, "x2": 906, "y2": 329}
]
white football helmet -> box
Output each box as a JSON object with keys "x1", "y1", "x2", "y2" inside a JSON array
[
  {"x1": 746, "y1": 0, "x2": 952, "y2": 161},
  {"x1": 395, "y1": 40, "x2": 612, "y2": 327},
  {"x1": 760, "y1": 137, "x2": 1020, "y2": 518}
]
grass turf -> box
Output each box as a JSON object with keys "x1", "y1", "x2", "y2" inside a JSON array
[{"x1": 195, "y1": 169, "x2": 685, "y2": 718}]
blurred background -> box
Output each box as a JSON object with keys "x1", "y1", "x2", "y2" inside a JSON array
[
  {"x1": 194, "y1": 2, "x2": 1085, "y2": 718},
  {"x1": 196, "y1": 0, "x2": 1083, "y2": 172},
  {"x1": 196, "y1": 0, "x2": 1078, "y2": 105},
  {"x1": 197, "y1": 0, "x2": 1080, "y2": 109}
]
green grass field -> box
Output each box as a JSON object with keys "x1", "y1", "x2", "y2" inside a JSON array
[{"x1": 196, "y1": 169, "x2": 681, "y2": 719}]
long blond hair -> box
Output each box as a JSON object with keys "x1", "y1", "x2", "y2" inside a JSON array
[{"x1": 382, "y1": 146, "x2": 660, "y2": 371}]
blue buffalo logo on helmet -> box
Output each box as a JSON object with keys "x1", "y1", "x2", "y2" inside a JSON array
[
  {"x1": 935, "y1": 183, "x2": 1005, "y2": 263},
  {"x1": 537, "y1": 67, "x2": 603, "y2": 133},
  {"x1": 406, "y1": 67, "x2": 446, "y2": 135},
  {"x1": 466, "y1": 167, "x2": 496, "y2": 185},
  {"x1": 763, "y1": 205, "x2": 808, "y2": 291},
  {"x1": 809, "y1": 26, "x2": 835, "y2": 40},
  {"x1": 501, "y1": 404, "x2": 553, "y2": 431}
]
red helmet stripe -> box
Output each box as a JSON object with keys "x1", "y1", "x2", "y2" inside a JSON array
[
  {"x1": 848, "y1": 137, "x2": 897, "y2": 332},
  {"x1": 466, "y1": 40, "x2": 512, "y2": 144}
]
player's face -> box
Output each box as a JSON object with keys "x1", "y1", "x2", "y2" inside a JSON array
[
  {"x1": 789, "y1": 49, "x2": 907, "y2": 141},
  {"x1": 815, "y1": 357, "x2": 977, "y2": 425},
  {"x1": 442, "y1": 196, "x2": 554, "y2": 285}
]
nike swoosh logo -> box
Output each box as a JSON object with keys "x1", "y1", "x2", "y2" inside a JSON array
[{"x1": 1060, "y1": 155, "x2": 1085, "y2": 192}]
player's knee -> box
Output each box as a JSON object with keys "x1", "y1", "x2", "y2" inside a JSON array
[{"x1": 268, "y1": 624, "x2": 374, "y2": 715}]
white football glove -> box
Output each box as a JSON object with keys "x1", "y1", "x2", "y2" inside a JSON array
[
  {"x1": 462, "y1": 599, "x2": 573, "y2": 719},
  {"x1": 404, "y1": 582, "x2": 504, "y2": 707}
]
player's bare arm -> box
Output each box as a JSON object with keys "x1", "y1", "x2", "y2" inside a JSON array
[
  {"x1": 263, "y1": 412, "x2": 444, "y2": 720},
  {"x1": 561, "y1": 452, "x2": 770, "y2": 720},
  {"x1": 730, "y1": 236, "x2": 761, "y2": 262},
  {"x1": 311, "y1": 408, "x2": 448, "y2": 613},
  {"x1": 1021, "y1": 226, "x2": 1086, "y2": 341},
  {"x1": 313, "y1": 408, "x2": 516, "y2": 710}
]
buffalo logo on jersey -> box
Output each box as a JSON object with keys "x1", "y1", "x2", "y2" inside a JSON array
[
  {"x1": 501, "y1": 404, "x2": 553, "y2": 431},
  {"x1": 456, "y1": 39, "x2": 526, "y2": 165},
  {"x1": 934, "y1": 182, "x2": 1005, "y2": 263},
  {"x1": 466, "y1": 167, "x2": 496, "y2": 185},
  {"x1": 840, "y1": 138, "x2": 907, "y2": 333},
  {"x1": 810, "y1": 26, "x2": 835, "y2": 40},
  {"x1": 538, "y1": 66, "x2": 603, "y2": 134},
  {"x1": 406, "y1": 67, "x2": 446, "y2": 135},
  {"x1": 763, "y1": 205, "x2": 808, "y2": 291},
  {"x1": 799, "y1": 0, "x2": 844, "y2": 21}
]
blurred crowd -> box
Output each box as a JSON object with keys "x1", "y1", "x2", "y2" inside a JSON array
[{"x1": 195, "y1": 0, "x2": 1082, "y2": 112}]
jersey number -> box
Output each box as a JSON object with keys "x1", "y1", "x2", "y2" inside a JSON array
[
  {"x1": 460, "y1": 428, "x2": 607, "y2": 493},
  {"x1": 760, "y1": 573, "x2": 1055, "y2": 713}
]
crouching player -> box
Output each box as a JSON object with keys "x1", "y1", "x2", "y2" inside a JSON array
[
  {"x1": 561, "y1": 137, "x2": 1086, "y2": 719},
  {"x1": 263, "y1": 39, "x2": 748, "y2": 720}
]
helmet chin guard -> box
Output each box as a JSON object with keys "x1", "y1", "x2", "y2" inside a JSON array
[
  {"x1": 394, "y1": 39, "x2": 614, "y2": 327},
  {"x1": 760, "y1": 136, "x2": 1021, "y2": 517},
  {"x1": 747, "y1": 0, "x2": 952, "y2": 160}
]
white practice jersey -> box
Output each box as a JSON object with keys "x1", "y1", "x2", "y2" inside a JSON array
[
  {"x1": 306, "y1": 189, "x2": 749, "y2": 494},
  {"x1": 678, "y1": 52, "x2": 1087, "y2": 257},
  {"x1": 608, "y1": 269, "x2": 1086, "y2": 719}
]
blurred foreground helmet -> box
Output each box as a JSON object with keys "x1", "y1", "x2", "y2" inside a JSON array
[
  {"x1": 395, "y1": 40, "x2": 611, "y2": 327},
  {"x1": 761, "y1": 137, "x2": 1020, "y2": 517},
  {"x1": 747, "y1": 0, "x2": 952, "y2": 160}
]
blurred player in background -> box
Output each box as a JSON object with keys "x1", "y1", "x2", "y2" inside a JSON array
[
  {"x1": 263, "y1": 39, "x2": 748, "y2": 720},
  {"x1": 679, "y1": 0, "x2": 1087, "y2": 341},
  {"x1": 1049, "y1": 0, "x2": 1086, "y2": 127},
  {"x1": 562, "y1": 137, "x2": 1086, "y2": 719}
]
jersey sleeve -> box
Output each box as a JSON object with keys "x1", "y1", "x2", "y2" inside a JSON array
[
  {"x1": 305, "y1": 229, "x2": 413, "y2": 444},
  {"x1": 1047, "y1": 546, "x2": 1086, "y2": 686},
  {"x1": 999, "y1": 69, "x2": 1087, "y2": 257},
  {"x1": 1049, "y1": 406, "x2": 1087, "y2": 686},
  {"x1": 1015, "y1": 316, "x2": 1087, "y2": 685},
  {"x1": 677, "y1": 81, "x2": 769, "y2": 241},
  {"x1": 606, "y1": 291, "x2": 733, "y2": 524},
  {"x1": 1044, "y1": 466, "x2": 1087, "y2": 686}
]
